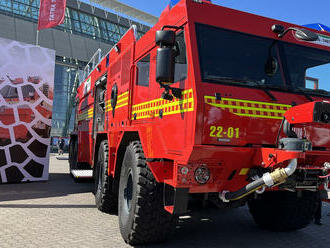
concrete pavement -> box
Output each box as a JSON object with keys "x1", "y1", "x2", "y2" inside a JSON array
[{"x1": 0, "y1": 154, "x2": 330, "y2": 248}]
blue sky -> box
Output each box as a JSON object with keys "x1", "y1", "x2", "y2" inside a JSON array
[
  {"x1": 94, "y1": 0, "x2": 330, "y2": 91},
  {"x1": 116, "y1": 0, "x2": 330, "y2": 26}
]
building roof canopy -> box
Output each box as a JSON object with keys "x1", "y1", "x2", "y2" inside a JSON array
[{"x1": 91, "y1": 0, "x2": 158, "y2": 25}]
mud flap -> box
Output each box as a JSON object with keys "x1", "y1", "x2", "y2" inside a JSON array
[{"x1": 164, "y1": 184, "x2": 189, "y2": 215}]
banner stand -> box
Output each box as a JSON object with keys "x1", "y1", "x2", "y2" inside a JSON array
[{"x1": 36, "y1": 30, "x2": 39, "y2": 46}]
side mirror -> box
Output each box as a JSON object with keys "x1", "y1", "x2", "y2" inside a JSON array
[
  {"x1": 295, "y1": 28, "x2": 319, "y2": 41},
  {"x1": 156, "y1": 47, "x2": 175, "y2": 84},
  {"x1": 156, "y1": 30, "x2": 176, "y2": 47},
  {"x1": 155, "y1": 26, "x2": 184, "y2": 100},
  {"x1": 274, "y1": 24, "x2": 319, "y2": 41}
]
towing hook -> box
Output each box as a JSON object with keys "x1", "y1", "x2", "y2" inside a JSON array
[{"x1": 220, "y1": 159, "x2": 297, "y2": 202}]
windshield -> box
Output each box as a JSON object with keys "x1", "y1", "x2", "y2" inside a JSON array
[{"x1": 196, "y1": 23, "x2": 330, "y2": 95}]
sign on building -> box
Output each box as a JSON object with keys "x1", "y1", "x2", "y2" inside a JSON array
[{"x1": 0, "y1": 37, "x2": 55, "y2": 183}]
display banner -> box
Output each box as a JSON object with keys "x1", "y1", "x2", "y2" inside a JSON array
[
  {"x1": 0, "y1": 37, "x2": 55, "y2": 183},
  {"x1": 38, "y1": 0, "x2": 66, "y2": 30}
]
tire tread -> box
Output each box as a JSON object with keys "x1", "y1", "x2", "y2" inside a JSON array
[
  {"x1": 95, "y1": 140, "x2": 117, "y2": 213},
  {"x1": 248, "y1": 191, "x2": 317, "y2": 231},
  {"x1": 120, "y1": 141, "x2": 176, "y2": 245}
]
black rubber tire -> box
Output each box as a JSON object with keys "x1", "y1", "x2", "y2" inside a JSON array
[
  {"x1": 118, "y1": 141, "x2": 176, "y2": 245},
  {"x1": 69, "y1": 138, "x2": 78, "y2": 171},
  {"x1": 69, "y1": 138, "x2": 92, "y2": 182},
  {"x1": 248, "y1": 190, "x2": 318, "y2": 231},
  {"x1": 94, "y1": 140, "x2": 117, "y2": 213}
]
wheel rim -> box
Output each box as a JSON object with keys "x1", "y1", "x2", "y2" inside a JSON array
[{"x1": 123, "y1": 169, "x2": 133, "y2": 214}]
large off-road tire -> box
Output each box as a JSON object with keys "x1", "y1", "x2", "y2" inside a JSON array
[
  {"x1": 248, "y1": 190, "x2": 318, "y2": 231},
  {"x1": 118, "y1": 141, "x2": 176, "y2": 245},
  {"x1": 94, "y1": 140, "x2": 117, "y2": 213},
  {"x1": 69, "y1": 138, "x2": 78, "y2": 171}
]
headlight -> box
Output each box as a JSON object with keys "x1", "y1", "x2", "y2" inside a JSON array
[{"x1": 194, "y1": 166, "x2": 210, "y2": 184}]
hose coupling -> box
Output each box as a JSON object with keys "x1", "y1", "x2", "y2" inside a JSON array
[
  {"x1": 264, "y1": 158, "x2": 297, "y2": 187},
  {"x1": 270, "y1": 168, "x2": 288, "y2": 185}
]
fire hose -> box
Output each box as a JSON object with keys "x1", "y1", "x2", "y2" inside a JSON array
[{"x1": 221, "y1": 158, "x2": 297, "y2": 202}]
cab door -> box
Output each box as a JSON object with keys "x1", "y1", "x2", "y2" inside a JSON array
[{"x1": 132, "y1": 53, "x2": 152, "y2": 121}]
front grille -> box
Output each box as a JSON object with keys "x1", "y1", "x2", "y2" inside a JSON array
[{"x1": 280, "y1": 169, "x2": 323, "y2": 189}]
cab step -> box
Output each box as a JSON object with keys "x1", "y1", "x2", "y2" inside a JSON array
[{"x1": 71, "y1": 170, "x2": 93, "y2": 179}]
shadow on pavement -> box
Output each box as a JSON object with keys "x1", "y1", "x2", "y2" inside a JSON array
[
  {"x1": 147, "y1": 206, "x2": 329, "y2": 248},
  {"x1": 0, "y1": 204, "x2": 95, "y2": 208},
  {"x1": 0, "y1": 172, "x2": 94, "y2": 202}
]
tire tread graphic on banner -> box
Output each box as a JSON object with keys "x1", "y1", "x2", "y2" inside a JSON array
[{"x1": 0, "y1": 38, "x2": 55, "y2": 183}]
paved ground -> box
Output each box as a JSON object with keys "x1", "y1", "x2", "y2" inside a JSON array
[{"x1": 1, "y1": 154, "x2": 330, "y2": 248}]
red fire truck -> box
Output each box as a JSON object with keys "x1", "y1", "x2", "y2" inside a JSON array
[{"x1": 69, "y1": 0, "x2": 330, "y2": 245}]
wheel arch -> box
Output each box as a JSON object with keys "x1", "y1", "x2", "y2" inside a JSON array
[
  {"x1": 94, "y1": 131, "x2": 141, "y2": 181},
  {"x1": 93, "y1": 133, "x2": 108, "y2": 169},
  {"x1": 113, "y1": 131, "x2": 140, "y2": 179},
  {"x1": 113, "y1": 131, "x2": 174, "y2": 185}
]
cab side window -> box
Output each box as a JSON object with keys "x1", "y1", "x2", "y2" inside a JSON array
[
  {"x1": 137, "y1": 54, "x2": 150, "y2": 87},
  {"x1": 174, "y1": 32, "x2": 187, "y2": 82}
]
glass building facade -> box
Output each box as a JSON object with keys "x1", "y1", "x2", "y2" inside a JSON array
[
  {"x1": 0, "y1": 0, "x2": 145, "y2": 44},
  {"x1": 0, "y1": 0, "x2": 149, "y2": 137},
  {"x1": 52, "y1": 62, "x2": 79, "y2": 136}
]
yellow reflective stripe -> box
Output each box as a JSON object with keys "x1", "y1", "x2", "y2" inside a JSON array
[
  {"x1": 204, "y1": 95, "x2": 291, "y2": 120},
  {"x1": 78, "y1": 107, "x2": 94, "y2": 121},
  {"x1": 132, "y1": 89, "x2": 193, "y2": 108},
  {"x1": 105, "y1": 91, "x2": 129, "y2": 104},
  {"x1": 132, "y1": 89, "x2": 193, "y2": 109},
  {"x1": 117, "y1": 97, "x2": 128, "y2": 104},
  {"x1": 119, "y1": 91, "x2": 129, "y2": 97},
  {"x1": 132, "y1": 89, "x2": 194, "y2": 120},
  {"x1": 78, "y1": 113, "x2": 88, "y2": 121},
  {"x1": 147, "y1": 98, "x2": 193, "y2": 113},
  {"x1": 116, "y1": 91, "x2": 129, "y2": 99},
  {"x1": 206, "y1": 102, "x2": 286, "y2": 114},
  {"x1": 235, "y1": 113, "x2": 283, "y2": 120},
  {"x1": 79, "y1": 90, "x2": 194, "y2": 121},
  {"x1": 116, "y1": 102, "x2": 128, "y2": 109},
  {"x1": 204, "y1": 95, "x2": 291, "y2": 108},
  {"x1": 132, "y1": 98, "x2": 160, "y2": 109},
  {"x1": 105, "y1": 102, "x2": 128, "y2": 111},
  {"x1": 133, "y1": 100, "x2": 180, "y2": 114},
  {"x1": 78, "y1": 91, "x2": 129, "y2": 121}
]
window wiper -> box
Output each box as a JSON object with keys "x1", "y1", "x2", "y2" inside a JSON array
[
  {"x1": 261, "y1": 85, "x2": 313, "y2": 102},
  {"x1": 261, "y1": 84, "x2": 293, "y2": 92},
  {"x1": 297, "y1": 87, "x2": 330, "y2": 98},
  {"x1": 204, "y1": 76, "x2": 277, "y2": 101},
  {"x1": 252, "y1": 82, "x2": 277, "y2": 101},
  {"x1": 204, "y1": 76, "x2": 251, "y2": 84},
  {"x1": 291, "y1": 87, "x2": 313, "y2": 102}
]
